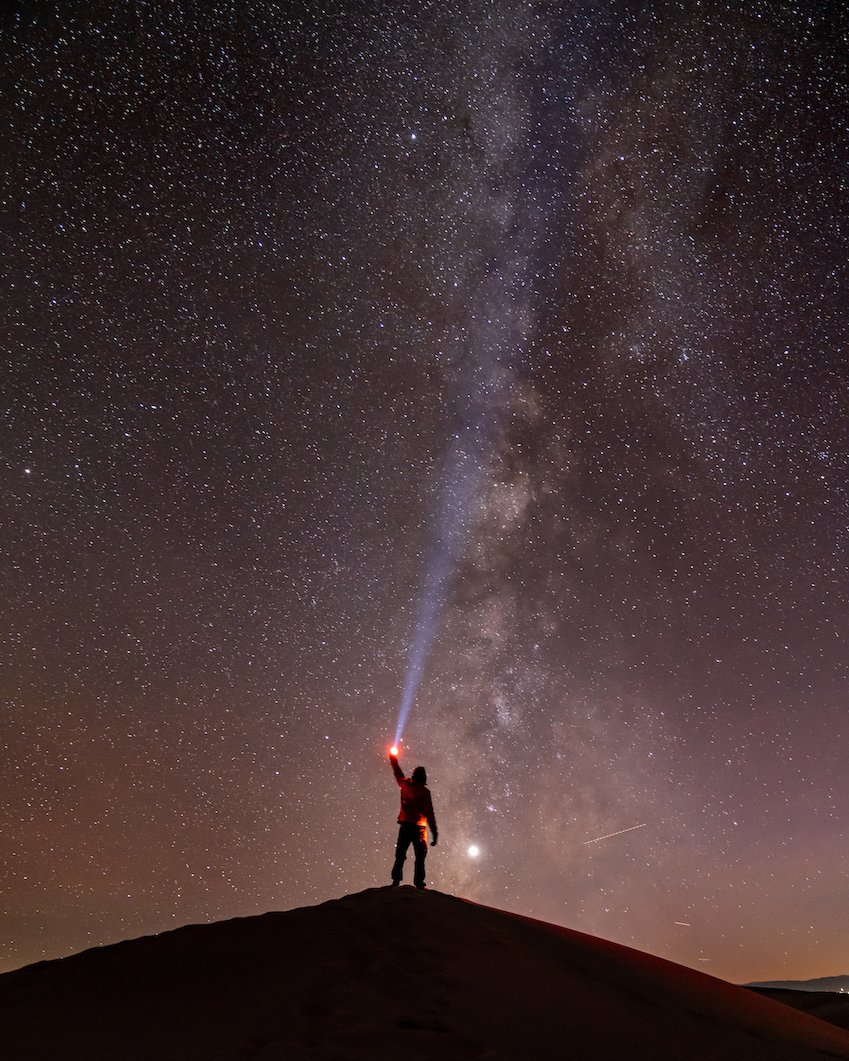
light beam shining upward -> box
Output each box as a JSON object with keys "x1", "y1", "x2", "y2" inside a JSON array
[
  {"x1": 391, "y1": 62, "x2": 541, "y2": 744},
  {"x1": 394, "y1": 433, "x2": 485, "y2": 744}
]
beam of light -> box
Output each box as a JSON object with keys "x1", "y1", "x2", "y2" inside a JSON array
[
  {"x1": 391, "y1": 16, "x2": 546, "y2": 745},
  {"x1": 583, "y1": 822, "x2": 647, "y2": 845},
  {"x1": 394, "y1": 424, "x2": 488, "y2": 744},
  {"x1": 393, "y1": 258, "x2": 538, "y2": 747}
]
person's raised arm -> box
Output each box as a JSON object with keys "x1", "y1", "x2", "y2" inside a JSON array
[{"x1": 389, "y1": 751, "x2": 404, "y2": 785}]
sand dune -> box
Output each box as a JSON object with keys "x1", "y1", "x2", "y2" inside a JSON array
[
  {"x1": 3, "y1": 886, "x2": 849, "y2": 1060},
  {"x1": 750, "y1": 988, "x2": 849, "y2": 1034}
]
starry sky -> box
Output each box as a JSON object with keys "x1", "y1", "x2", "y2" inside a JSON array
[{"x1": 2, "y1": 0, "x2": 848, "y2": 984}]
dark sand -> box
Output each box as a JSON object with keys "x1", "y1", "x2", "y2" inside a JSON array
[{"x1": 4, "y1": 887, "x2": 849, "y2": 1060}]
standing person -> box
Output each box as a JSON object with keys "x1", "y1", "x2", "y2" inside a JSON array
[{"x1": 389, "y1": 748, "x2": 438, "y2": 889}]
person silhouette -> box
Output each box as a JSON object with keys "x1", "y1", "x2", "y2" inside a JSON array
[{"x1": 389, "y1": 749, "x2": 438, "y2": 889}]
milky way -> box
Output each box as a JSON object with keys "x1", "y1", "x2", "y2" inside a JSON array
[{"x1": 2, "y1": 1, "x2": 848, "y2": 983}]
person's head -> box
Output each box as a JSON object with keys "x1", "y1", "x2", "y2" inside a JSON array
[{"x1": 411, "y1": 765, "x2": 427, "y2": 785}]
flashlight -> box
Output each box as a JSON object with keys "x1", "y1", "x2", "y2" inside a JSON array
[{"x1": 389, "y1": 744, "x2": 399, "y2": 757}]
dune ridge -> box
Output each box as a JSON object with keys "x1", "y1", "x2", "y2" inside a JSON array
[{"x1": 3, "y1": 886, "x2": 849, "y2": 1060}]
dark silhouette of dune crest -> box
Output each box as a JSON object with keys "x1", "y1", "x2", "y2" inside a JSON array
[{"x1": 3, "y1": 886, "x2": 849, "y2": 1060}]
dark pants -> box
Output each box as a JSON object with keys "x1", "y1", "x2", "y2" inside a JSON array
[{"x1": 391, "y1": 823, "x2": 428, "y2": 888}]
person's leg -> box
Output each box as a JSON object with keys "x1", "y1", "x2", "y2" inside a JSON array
[
  {"x1": 391, "y1": 825, "x2": 412, "y2": 884},
  {"x1": 412, "y1": 830, "x2": 428, "y2": 889}
]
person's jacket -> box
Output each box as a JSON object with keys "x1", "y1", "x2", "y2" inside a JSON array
[{"x1": 391, "y1": 756, "x2": 437, "y2": 839}]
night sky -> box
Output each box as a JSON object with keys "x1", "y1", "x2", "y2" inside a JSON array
[{"x1": 3, "y1": 0, "x2": 848, "y2": 984}]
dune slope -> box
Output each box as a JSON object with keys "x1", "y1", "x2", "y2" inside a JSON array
[{"x1": 3, "y1": 886, "x2": 849, "y2": 1060}]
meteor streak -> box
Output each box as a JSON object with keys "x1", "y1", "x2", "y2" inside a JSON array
[{"x1": 584, "y1": 823, "x2": 647, "y2": 845}]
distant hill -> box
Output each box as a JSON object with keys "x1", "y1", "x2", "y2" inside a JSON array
[
  {"x1": 3, "y1": 887, "x2": 849, "y2": 1060},
  {"x1": 747, "y1": 978, "x2": 849, "y2": 1034},
  {"x1": 749, "y1": 975, "x2": 849, "y2": 993}
]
